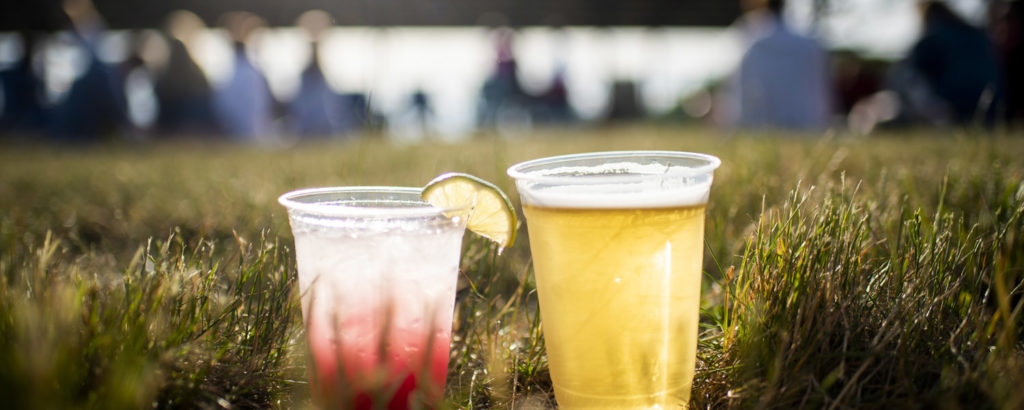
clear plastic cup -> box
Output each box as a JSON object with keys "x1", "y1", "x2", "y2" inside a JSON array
[
  {"x1": 507, "y1": 151, "x2": 721, "y2": 409},
  {"x1": 279, "y1": 187, "x2": 469, "y2": 409}
]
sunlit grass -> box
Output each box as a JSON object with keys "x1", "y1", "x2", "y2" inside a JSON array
[{"x1": 1, "y1": 126, "x2": 1022, "y2": 408}]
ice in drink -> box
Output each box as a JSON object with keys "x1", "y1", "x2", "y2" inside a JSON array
[
  {"x1": 280, "y1": 188, "x2": 467, "y2": 409},
  {"x1": 508, "y1": 152, "x2": 719, "y2": 409}
]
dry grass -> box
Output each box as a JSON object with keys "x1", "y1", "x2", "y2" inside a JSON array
[{"x1": 1, "y1": 126, "x2": 1022, "y2": 408}]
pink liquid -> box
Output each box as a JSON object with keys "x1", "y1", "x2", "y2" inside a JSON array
[
  {"x1": 287, "y1": 209, "x2": 465, "y2": 409},
  {"x1": 307, "y1": 313, "x2": 451, "y2": 409}
]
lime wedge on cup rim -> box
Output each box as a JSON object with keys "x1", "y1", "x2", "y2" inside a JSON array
[{"x1": 422, "y1": 173, "x2": 518, "y2": 248}]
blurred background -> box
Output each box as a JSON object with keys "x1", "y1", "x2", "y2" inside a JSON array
[{"x1": 0, "y1": 0, "x2": 1019, "y2": 143}]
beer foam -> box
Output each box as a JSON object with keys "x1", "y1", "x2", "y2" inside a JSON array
[
  {"x1": 529, "y1": 161, "x2": 682, "y2": 178},
  {"x1": 515, "y1": 162, "x2": 713, "y2": 208}
]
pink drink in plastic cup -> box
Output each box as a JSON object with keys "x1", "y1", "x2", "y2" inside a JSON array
[{"x1": 280, "y1": 187, "x2": 468, "y2": 409}]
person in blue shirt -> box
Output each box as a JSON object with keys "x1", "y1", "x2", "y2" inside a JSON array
[
  {"x1": 48, "y1": 0, "x2": 127, "y2": 141},
  {"x1": 728, "y1": 0, "x2": 833, "y2": 131},
  {"x1": 287, "y1": 10, "x2": 355, "y2": 137},
  {"x1": 211, "y1": 11, "x2": 275, "y2": 141},
  {"x1": 0, "y1": 32, "x2": 45, "y2": 135}
]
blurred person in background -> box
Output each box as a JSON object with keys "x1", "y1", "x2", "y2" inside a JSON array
[
  {"x1": 477, "y1": 26, "x2": 530, "y2": 131},
  {"x1": 992, "y1": 0, "x2": 1024, "y2": 125},
  {"x1": 287, "y1": 10, "x2": 356, "y2": 137},
  {"x1": 533, "y1": 65, "x2": 574, "y2": 124},
  {"x1": 605, "y1": 80, "x2": 645, "y2": 122},
  {"x1": 212, "y1": 11, "x2": 274, "y2": 141},
  {"x1": 49, "y1": 0, "x2": 126, "y2": 141},
  {"x1": 0, "y1": 32, "x2": 45, "y2": 134},
  {"x1": 0, "y1": 2, "x2": 62, "y2": 137},
  {"x1": 893, "y1": 1, "x2": 1003, "y2": 126},
  {"x1": 531, "y1": 24, "x2": 574, "y2": 125},
  {"x1": 725, "y1": 0, "x2": 833, "y2": 131},
  {"x1": 409, "y1": 89, "x2": 435, "y2": 135},
  {"x1": 832, "y1": 51, "x2": 884, "y2": 118},
  {"x1": 145, "y1": 10, "x2": 216, "y2": 136}
]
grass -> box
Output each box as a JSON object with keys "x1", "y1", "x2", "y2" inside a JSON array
[{"x1": 1, "y1": 125, "x2": 1022, "y2": 408}]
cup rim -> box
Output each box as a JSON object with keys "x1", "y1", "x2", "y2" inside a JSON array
[
  {"x1": 277, "y1": 186, "x2": 470, "y2": 218},
  {"x1": 506, "y1": 150, "x2": 721, "y2": 184}
]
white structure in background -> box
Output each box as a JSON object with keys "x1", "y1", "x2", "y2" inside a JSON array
[{"x1": 231, "y1": 26, "x2": 744, "y2": 141}]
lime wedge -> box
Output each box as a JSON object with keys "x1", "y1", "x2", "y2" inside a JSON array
[{"x1": 422, "y1": 173, "x2": 518, "y2": 248}]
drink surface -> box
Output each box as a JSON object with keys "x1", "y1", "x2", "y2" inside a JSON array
[
  {"x1": 511, "y1": 160, "x2": 712, "y2": 209},
  {"x1": 291, "y1": 218, "x2": 464, "y2": 409},
  {"x1": 522, "y1": 204, "x2": 706, "y2": 409}
]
